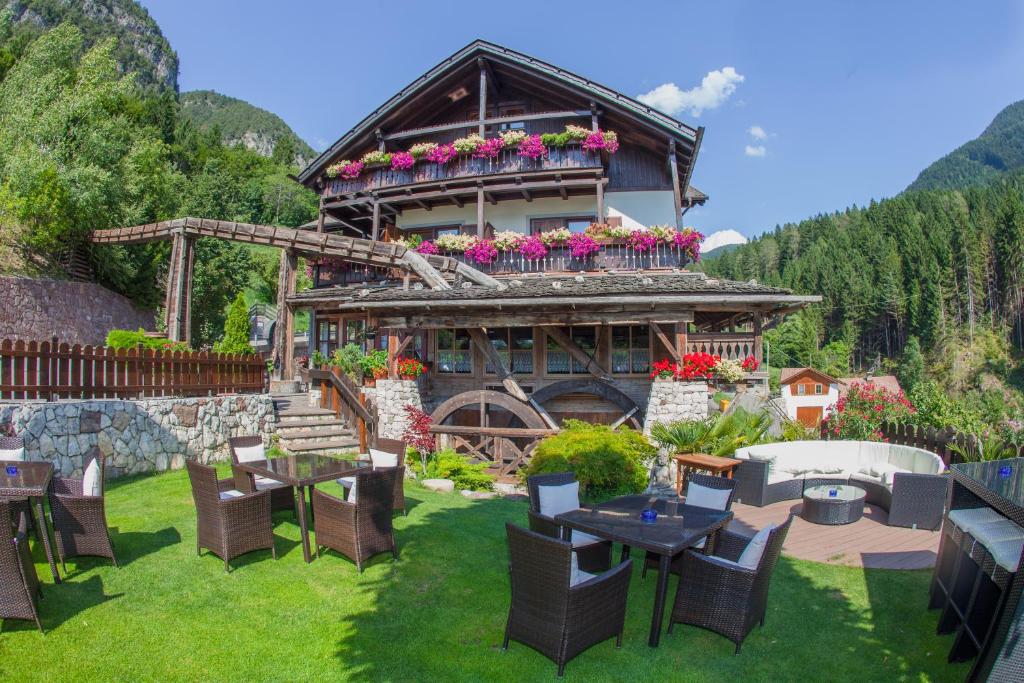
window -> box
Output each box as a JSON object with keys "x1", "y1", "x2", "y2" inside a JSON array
[
  {"x1": 317, "y1": 320, "x2": 338, "y2": 357},
  {"x1": 611, "y1": 326, "x2": 650, "y2": 374},
  {"x1": 797, "y1": 384, "x2": 806, "y2": 396},
  {"x1": 484, "y1": 327, "x2": 534, "y2": 375},
  {"x1": 546, "y1": 326, "x2": 598, "y2": 375},
  {"x1": 436, "y1": 329, "x2": 472, "y2": 374},
  {"x1": 498, "y1": 106, "x2": 525, "y2": 131},
  {"x1": 403, "y1": 225, "x2": 467, "y2": 241},
  {"x1": 344, "y1": 319, "x2": 366, "y2": 351},
  {"x1": 530, "y1": 216, "x2": 596, "y2": 235},
  {"x1": 814, "y1": 384, "x2": 823, "y2": 395}
]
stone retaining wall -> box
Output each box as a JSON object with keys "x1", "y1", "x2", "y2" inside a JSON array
[
  {"x1": 0, "y1": 276, "x2": 154, "y2": 345},
  {"x1": 642, "y1": 380, "x2": 709, "y2": 490},
  {"x1": 375, "y1": 379, "x2": 423, "y2": 441},
  {"x1": 0, "y1": 394, "x2": 275, "y2": 478}
]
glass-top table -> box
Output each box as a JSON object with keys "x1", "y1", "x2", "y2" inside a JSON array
[
  {"x1": 235, "y1": 453, "x2": 372, "y2": 563},
  {"x1": 0, "y1": 460, "x2": 61, "y2": 582},
  {"x1": 801, "y1": 485, "x2": 867, "y2": 525},
  {"x1": 951, "y1": 458, "x2": 1024, "y2": 511}
]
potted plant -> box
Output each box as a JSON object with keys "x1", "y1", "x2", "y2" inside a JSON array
[
  {"x1": 310, "y1": 351, "x2": 327, "y2": 370},
  {"x1": 396, "y1": 357, "x2": 425, "y2": 381},
  {"x1": 650, "y1": 358, "x2": 678, "y2": 381},
  {"x1": 358, "y1": 349, "x2": 389, "y2": 387}
]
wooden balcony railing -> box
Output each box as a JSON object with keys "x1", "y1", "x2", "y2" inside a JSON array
[
  {"x1": 323, "y1": 144, "x2": 602, "y2": 196},
  {"x1": 447, "y1": 241, "x2": 693, "y2": 276},
  {"x1": 686, "y1": 334, "x2": 758, "y2": 362},
  {"x1": 314, "y1": 263, "x2": 394, "y2": 287}
]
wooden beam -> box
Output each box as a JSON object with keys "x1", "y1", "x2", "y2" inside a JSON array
[
  {"x1": 478, "y1": 59, "x2": 487, "y2": 138},
  {"x1": 529, "y1": 396, "x2": 560, "y2": 430},
  {"x1": 182, "y1": 236, "x2": 195, "y2": 345},
  {"x1": 324, "y1": 175, "x2": 607, "y2": 209},
  {"x1": 484, "y1": 191, "x2": 497, "y2": 205},
  {"x1": 274, "y1": 249, "x2": 297, "y2": 380},
  {"x1": 387, "y1": 330, "x2": 400, "y2": 379},
  {"x1": 543, "y1": 326, "x2": 611, "y2": 380},
  {"x1": 590, "y1": 100, "x2": 599, "y2": 131},
  {"x1": 382, "y1": 110, "x2": 593, "y2": 142},
  {"x1": 609, "y1": 406, "x2": 639, "y2": 430},
  {"x1": 378, "y1": 308, "x2": 697, "y2": 329},
  {"x1": 376, "y1": 128, "x2": 385, "y2": 152},
  {"x1": 595, "y1": 175, "x2": 605, "y2": 222},
  {"x1": 649, "y1": 321, "x2": 681, "y2": 362},
  {"x1": 679, "y1": 126, "x2": 704, "y2": 209},
  {"x1": 400, "y1": 250, "x2": 451, "y2": 291},
  {"x1": 675, "y1": 321, "x2": 688, "y2": 359},
  {"x1": 316, "y1": 198, "x2": 325, "y2": 233},
  {"x1": 479, "y1": 57, "x2": 500, "y2": 97},
  {"x1": 371, "y1": 199, "x2": 381, "y2": 241},
  {"x1": 467, "y1": 328, "x2": 529, "y2": 402},
  {"x1": 477, "y1": 185, "x2": 485, "y2": 238},
  {"x1": 668, "y1": 140, "x2": 683, "y2": 229},
  {"x1": 753, "y1": 312, "x2": 764, "y2": 366},
  {"x1": 520, "y1": 188, "x2": 532, "y2": 202},
  {"x1": 555, "y1": 174, "x2": 567, "y2": 200},
  {"x1": 163, "y1": 232, "x2": 181, "y2": 339},
  {"x1": 429, "y1": 424, "x2": 554, "y2": 438}
]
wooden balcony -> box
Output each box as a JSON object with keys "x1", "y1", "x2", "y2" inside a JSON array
[
  {"x1": 686, "y1": 333, "x2": 759, "y2": 362},
  {"x1": 446, "y1": 241, "x2": 693, "y2": 276},
  {"x1": 322, "y1": 144, "x2": 602, "y2": 197}
]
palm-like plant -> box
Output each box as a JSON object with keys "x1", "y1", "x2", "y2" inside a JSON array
[
  {"x1": 948, "y1": 432, "x2": 1017, "y2": 462},
  {"x1": 650, "y1": 419, "x2": 715, "y2": 455},
  {"x1": 651, "y1": 409, "x2": 773, "y2": 458}
]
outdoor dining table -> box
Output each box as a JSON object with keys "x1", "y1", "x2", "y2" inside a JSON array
[
  {"x1": 234, "y1": 453, "x2": 372, "y2": 563},
  {"x1": 0, "y1": 460, "x2": 61, "y2": 583},
  {"x1": 555, "y1": 495, "x2": 733, "y2": 647}
]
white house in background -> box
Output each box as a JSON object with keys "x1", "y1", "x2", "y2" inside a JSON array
[{"x1": 779, "y1": 367, "x2": 841, "y2": 428}]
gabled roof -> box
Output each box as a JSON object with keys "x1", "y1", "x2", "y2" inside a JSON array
[
  {"x1": 838, "y1": 375, "x2": 903, "y2": 398},
  {"x1": 297, "y1": 40, "x2": 704, "y2": 187},
  {"x1": 779, "y1": 367, "x2": 839, "y2": 386}
]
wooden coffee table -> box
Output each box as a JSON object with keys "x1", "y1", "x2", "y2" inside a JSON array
[{"x1": 672, "y1": 453, "x2": 741, "y2": 495}]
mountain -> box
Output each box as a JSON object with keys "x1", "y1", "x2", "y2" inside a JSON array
[
  {"x1": 179, "y1": 90, "x2": 315, "y2": 168},
  {"x1": 907, "y1": 100, "x2": 1024, "y2": 192},
  {"x1": 700, "y1": 229, "x2": 747, "y2": 259},
  {"x1": 0, "y1": 0, "x2": 178, "y2": 91}
]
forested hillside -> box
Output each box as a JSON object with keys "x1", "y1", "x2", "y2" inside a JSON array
[
  {"x1": 180, "y1": 90, "x2": 315, "y2": 169},
  {"x1": 908, "y1": 100, "x2": 1024, "y2": 192}
]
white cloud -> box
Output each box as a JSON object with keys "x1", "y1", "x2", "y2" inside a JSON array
[
  {"x1": 744, "y1": 145, "x2": 766, "y2": 158},
  {"x1": 748, "y1": 125, "x2": 767, "y2": 140},
  {"x1": 637, "y1": 67, "x2": 745, "y2": 117}
]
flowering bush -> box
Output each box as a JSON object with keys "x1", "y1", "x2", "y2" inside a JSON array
[
  {"x1": 408, "y1": 142, "x2": 437, "y2": 159},
  {"x1": 465, "y1": 238, "x2": 499, "y2": 265},
  {"x1": 821, "y1": 381, "x2": 916, "y2": 441},
  {"x1": 402, "y1": 404, "x2": 436, "y2": 474},
  {"x1": 678, "y1": 352, "x2": 719, "y2": 380},
  {"x1": 714, "y1": 358, "x2": 745, "y2": 383},
  {"x1": 539, "y1": 228, "x2": 571, "y2": 246},
  {"x1": 361, "y1": 150, "x2": 392, "y2": 166},
  {"x1": 426, "y1": 143, "x2": 458, "y2": 164},
  {"x1": 390, "y1": 151, "x2": 415, "y2": 170},
  {"x1": 396, "y1": 357, "x2": 425, "y2": 379},
  {"x1": 473, "y1": 137, "x2": 504, "y2": 158},
  {"x1": 453, "y1": 134, "x2": 485, "y2": 154},
  {"x1": 493, "y1": 230, "x2": 526, "y2": 251},
  {"x1": 518, "y1": 134, "x2": 548, "y2": 159},
  {"x1": 434, "y1": 234, "x2": 476, "y2": 252},
  {"x1": 564, "y1": 124, "x2": 590, "y2": 141},
  {"x1": 627, "y1": 230, "x2": 659, "y2": 252},
  {"x1": 650, "y1": 358, "x2": 677, "y2": 379},
  {"x1": 518, "y1": 235, "x2": 548, "y2": 260},
  {"x1": 741, "y1": 355, "x2": 759, "y2": 372},
  {"x1": 325, "y1": 160, "x2": 363, "y2": 179},
  {"x1": 566, "y1": 233, "x2": 601, "y2": 259},
  {"x1": 582, "y1": 129, "x2": 620, "y2": 153},
  {"x1": 500, "y1": 129, "x2": 527, "y2": 147},
  {"x1": 415, "y1": 240, "x2": 440, "y2": 255}
]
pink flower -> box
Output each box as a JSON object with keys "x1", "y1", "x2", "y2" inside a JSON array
[
  {"x1": 566, "y1": 233, "x2": 601, "y2": 259},
  {"x1": 518, "y1": 235, "x2": 548, "y2": 260},
  {"x1": 465, "y1": 239, "x2": 498, "y2": 265},
  {"x1": 390, "y1": 151, "x2": 415, "y2": 170},
  {"x1": 473, "y1": 137, "x2": 504, "y2": 159},
  {"x1": 339, "y1": 161, "x2": 363, "y2": 180},
  {"x1": 426, "y1": 144, "x2": 458, "y2": 164},
  {"x1": 518, "y1": 134, "x2": 548, "y2": 160},
  {"x1": 627, "y1": 230, "x2": 659, "y2": 253},
  {"x1": 416, "y1": 240, "x2": 439, "y2": 255}
]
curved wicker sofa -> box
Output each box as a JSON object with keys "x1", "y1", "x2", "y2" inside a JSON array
[{"x1": 732, "y1": 440, "x2": 949, "y2": 530}]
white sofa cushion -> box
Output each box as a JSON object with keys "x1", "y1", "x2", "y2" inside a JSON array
[
  {"x1": 234, "y1": 443, "x2": 265, "y2": 463},
  {"x1": 82, "y1": 458, "x2": 102, "y2": 497},
  {"x1": 686, "y1": 482, "x2": 732, "y2": 511},
  {"x1": 865, "y1": 462, "x2": 909, "y2": 486},
  {"x1": 219, "y1": 489, "x2": 244, "y2": 500},
  {"x1": 0, "y1": 446, "x2": 25, "y2": 461},
  {"x1": 538, "y1": 481, "x2": 580, "y2": 518},
  {"x1": 369, "y1": 448, "x2": 399, "y2": 468},
  {"x1": 948, "y1": 507, "x2": 1007, "y2": 535},
  {"x1": 745, "y1": 451, "x2": 776, "y2": 475},
  {"x1": 738, "y1": 524, "x2": 775, "y2": 569}
]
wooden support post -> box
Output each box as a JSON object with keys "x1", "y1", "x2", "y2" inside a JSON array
[
  {"x1": 181, "y1": 236, "x2": 195, "y2": 345},
  {"x1": 274, "y1": 249, "x2": 298, "y2": 380},
  {"x1": 543, "y1": 326, "x2": 611, "y2": 380},
  {"x1": 590, "y1": 100, "x2": 599, "y2": 131},
  {"x1": 675, "y1": 321, "x2": 688, "y2": 359},
  {"x1": 668, "y1": 140, "x2": 683, "y2": 229},
  {"x1": 387, "y1": 329, "x2": 400, "y2": 379},
  {"x1": 478, "y1": 59, "x2": 488, "y2": 138},
  {"x1": 649, "y1": 322, "x2": 681, "y2": 362},
  {"x1": 753, "y1": 313, "x2": 764, "y2": 366},
  {"x1": 371, "y1": 198, "x2": 381, "y2": 242},
  {"x1": 164, "y1": 233, "x2": 181, "y2": 339},
  {"x1": 477, "y1": 184, "x2": 485, "y2": 238},
  {"x1": 316, "y1": 198, "x2": 325, "y2": 233},
  {"x1": 595, "y1": 176, "x2": 605, "y2": 224},
  {"x1": 467, "y1": 328, "x2": 529, "y2": 402},
  {"x1": 376, "y1": 128, "x2": 385, "y2": 153}
]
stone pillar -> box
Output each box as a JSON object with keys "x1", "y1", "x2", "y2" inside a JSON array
[
  {"x1": 375, "y1": 379, "x2": 423, "y2": 441},
  {"x1": 642, "y1": 380, "x2": 710, "y2": 492}
]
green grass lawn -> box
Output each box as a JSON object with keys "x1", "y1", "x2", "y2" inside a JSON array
[{"x1": 0, "y1": 467, "x2": 967, "y2": 682}]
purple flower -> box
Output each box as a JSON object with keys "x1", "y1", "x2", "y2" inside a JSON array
[
  {"x1": 473, "y1": 137, "x2": 504, "y2": 159},
  {"x1": 465, "y1": 239, "x2": 498, "y2": 265},
  {"x1": 416, "y1": 240, "x2": 439, "y2": 255},
  {"x1": 627, "y1": 230, "x2": 659, "y2": 253},
  {"x1": 582, "y1": 131, "x2": 607, "y2": 151},
  {"x1": 518, "y1": 235, "x2": 548, "y2": 260},
  {"x1": 566, "y1": 233, "x2": 601, "y2": 259},
  {"x1": 426, "y1": 144, "x2": 458, "y2": 165},
  {"x1": 391, "y1": 152, "x2": 415, "y2": 170},
  {"x1": 518, "y1": 134, "x2": 548, "y2": 160}
]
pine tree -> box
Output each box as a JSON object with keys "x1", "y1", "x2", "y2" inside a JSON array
[
  {"x1": 897, "y1": 336, "x2": 925, "y2": 393},
  {"x1": 213, "y1": 293, "x2": 255, "y2": 355}
]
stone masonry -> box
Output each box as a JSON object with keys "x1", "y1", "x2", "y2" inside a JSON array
[
  {"x1": 0, "y1": 394, "x2": 275, "y2": 478},
  {"x1": 642, "y1": 380, "x2": 709, "y2": 491},
  {"x1": 375, "y1": 379, "x2": 423, "y2": 441}
]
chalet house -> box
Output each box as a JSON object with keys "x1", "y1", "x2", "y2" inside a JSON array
[
  {"x1": 287, "y1": 40, "x2": 819, "y2": 435},
  {"x1": 779, "y1": 368, "x2": 841, "y2": 428}
]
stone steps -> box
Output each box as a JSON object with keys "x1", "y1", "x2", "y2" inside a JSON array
[
  {"x1": 285, "y1": 437, "x2": 361, "y2": 456},
  {"x1": 276, "y1": 426, "x2": 356, "y2": 445},
  {"x1": 272, "y1": 391, "x2": 360, "y2": 455}
]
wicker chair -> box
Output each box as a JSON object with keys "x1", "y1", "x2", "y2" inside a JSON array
[
  {"x1": 185, "y1": 460, "x2": 276, "y2": 572},
  {"x1": 0, "y1": 435, "x2": 31, "y2": 534},
  {"x1": 667, "y1": 515, "x2": 794, "y2": 653},
  {"x1": 642, "y1": 473, "x2": 737, "y2": 578},
  {"x1": 312, "y1": 467, "x2": 399, "y2": 571},
  {"x1": 503, "y1": 523, "x2": 633, "y2": 677},
  {"x1": 0, "y1": 500, "x2": 43, "y2": 632},
  {"x1": 228, "y1": 436, "x2": 296, "y2": 514},
  {"x1": 337, "y1": 437, "x2": 407, "y2": 515},
  {"x1": 48, "y1": 451, "x2": 117, "y2": 571},
  {"x1": 526, "y1": 472, "x2": 613, "y2": 573}
]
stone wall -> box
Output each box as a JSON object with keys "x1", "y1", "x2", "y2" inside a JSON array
[
  {"x1": 0, "y1": 276, "x2": 154, "y2": 345},
  {"x1": 375, "y1": 379, "x2": 423, "y2": 441},
  {"x1": 0, "y1": 394, "x2": 275, "y2": 478},
  {"x1": 642, "y1": 380, "x2": 709, "y2": 491}
]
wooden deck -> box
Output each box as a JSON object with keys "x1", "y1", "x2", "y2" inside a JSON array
[{"x1": 729, "y1": 500, "x2": 940, "y2": 570}]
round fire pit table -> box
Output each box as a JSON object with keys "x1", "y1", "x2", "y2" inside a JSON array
[{"x1": 801, "y1": 484, "x2": 867, "y2": 525}]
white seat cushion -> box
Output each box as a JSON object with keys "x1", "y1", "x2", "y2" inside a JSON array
[
  {"x1": 219, "y1": 489, "x2": 244, "y2": 500},
  {"x1": 866, "y1": 462, "x2": 909, "y2": 486},
  {"x1": 234, "y1": 443, "x2": 265, "y2": 463},
  {"x1": 82, "y1": 458, "x2": 101, "y2": 497},
  {"x1": 537, "y1": 481, "x2": 581, "y2": 518},
  {"x1": 949, "y1": 507, "x2": 1009, "y2": 535},
  {"x1": 849, "y1": 471, "x2": 882, "y2": 487},
  {"x1": 0, "y1": 447, "x2": 25, "y2": 461},
  {"x1": 337, "y1": 476, "x2": 356, "y2": 489},
  {"x1": 570, "y1": 552, "x2": 595, "y2": 586},
  {"x1": 767, "y1": 470, "x2": 794, "y2": 486},
  {"x1": 965, "y1": 517, "x2": 1024, "y2": 572},
  {"x1": 254, "y1": 475, "x2": 282, "y2": 490},
  {"x1": 369, "y1": 447, "x2": 399, "y2": 468},
  {"x1": 737, "y1": 524, "x2": 775, "y2": 569},
  {"x1": 987, "y1": 538, "x2": 1024, "y2": 572},
  {"x1": 685, "y1": 482, "x2": 732, "y2": 511},
  {"x1": 571, "y1": 530, "x2": 604, "y2": 547}
]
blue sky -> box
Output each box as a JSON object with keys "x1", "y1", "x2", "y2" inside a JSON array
[{"x1": 141, "y1": 0, "x2": 1024, "y2": 238}]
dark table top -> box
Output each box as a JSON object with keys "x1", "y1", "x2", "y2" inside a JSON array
[
  {"x1": 555, "y1": 494, "x2": 733, "y2": 556},
  {"x1": 952, "y1": 457, "x2": 1024, "y2": 511},
  {"x1": 234, "y1": 453, "x2": 371, "y2": 487},
  {"x1": 0, "y1": 460, "x2": 54, "y2": 497}
]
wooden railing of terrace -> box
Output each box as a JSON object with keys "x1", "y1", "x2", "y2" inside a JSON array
[
  {"x1": 308, "y1": 367, "x2": 375, "y2": 452},
  {"x1": 686, "y1": 334, "x2": 759, "y2": 362},
  {"x1": 0, "y1": 339, "x2": 264, "y2": 400}
]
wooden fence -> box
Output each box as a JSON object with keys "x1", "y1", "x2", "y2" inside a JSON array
[
  {"x1": 0, "y1": 339, "x2": 265, "y2": 400},
  {"x1": 822, "y1": 420, "x2": 1024, "y2": 466}
]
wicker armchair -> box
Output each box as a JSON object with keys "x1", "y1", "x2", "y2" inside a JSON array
[
  {"x1": 48, "y1": 452, "x2": 117, "y2": 571},
  {"x1": 0, "y1": 435, "x2": 31, "y2": 533},
  {"x1": 503, "y1": 523, "x2": 633, "y2": 677},
  {"x1": 185, "y1": 460, "x2": 276, "y2": 572},
  {"x1": 312, "y1": 467, "x2": 399, "y2": 571},
  {"x1": 228, "y1": 436, "x2": 296, "y2": 514},
  {"x1": 0, "y1": 500, "x2": 43, "y2": 632},
  {"x1": 642, "y1": 473, "x2": 737, "y2": 578},
  {"x1": 337, "y1": 438, "x2": 407, "y2": 515},
  {"x1": 526, "y1": 472, "x2": 613, "y2": 573},
  {"x1": 667, "y1": 515, "x2": 794, "y2": 653}
]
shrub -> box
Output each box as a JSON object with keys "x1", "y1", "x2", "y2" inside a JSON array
[
  {"x1": 525, "y1": 420, "x2": 657, "y2": 502},
  {"x1": 358, "y1": 349, "x2": 388, "y2": 378},
  {"x1": 425, "y1": 449, "x2": 495, "y2": 491},
  {"x1": 331, "y1": 343, "x2": 363, "y2": 380},
  {"x1": 822, "y1": 381, "x2": 915, "y2": 441},
  {"x1": 213, "y1": 293, "x2": 255, "y2": 355},
  {"x1": 105, "y1": 328, "x2": 190, "y2": 352}
]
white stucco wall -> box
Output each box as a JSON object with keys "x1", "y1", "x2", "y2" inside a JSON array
[
  {"x1": 780, "y1": 383, "x2": 840, "y2": 420},
  {"x1": 395, "y1": 190, "x2": 676, "y2": 233}
]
